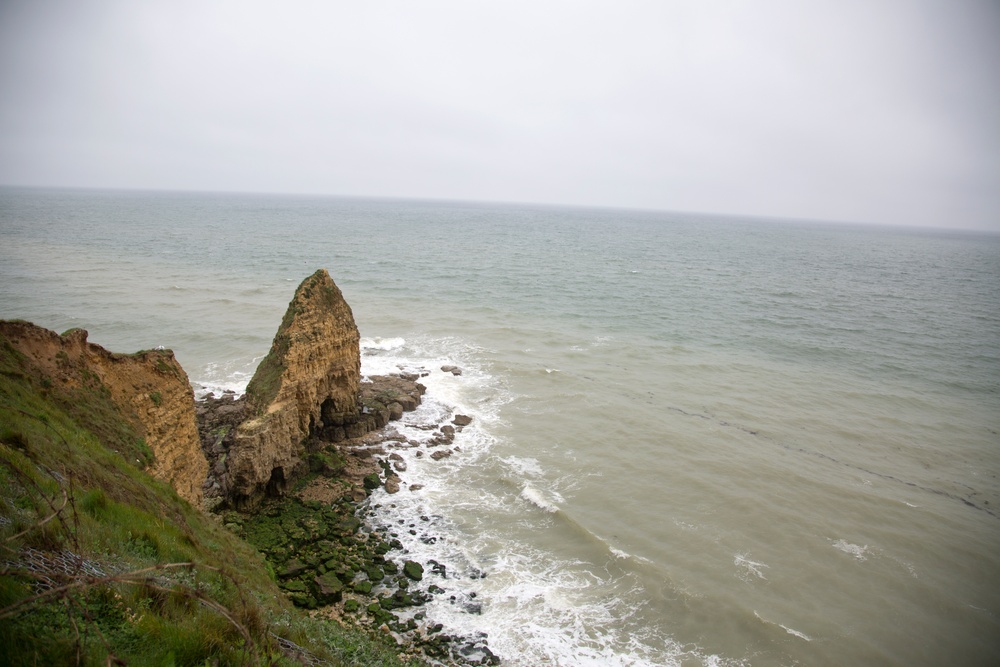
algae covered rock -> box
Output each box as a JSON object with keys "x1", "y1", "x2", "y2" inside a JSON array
[
  {"x1": 313, "y1": 572, "x2": 344, "y2": 604},
  {"x1": 403, "y1": 560, "x2": 424, "y2": 581}
]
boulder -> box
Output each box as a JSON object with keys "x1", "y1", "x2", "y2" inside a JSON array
[
  {"x1": 363, "y1": 472, "x2": 382, "y2": 490},
  {"x1": 313, "y1": 572, "x2": 344, "y2": 604},
  {"x1": 279, "y1": 559, "x2": 309, "y2": 578},
  {"x1": 385, "y1": 475, "x2": 401, "y2": 494},
  {"x1": 403, "y1": 560, "x2": 424, "y2": 581}
]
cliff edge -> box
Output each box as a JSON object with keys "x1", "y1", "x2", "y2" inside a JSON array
[
  {"x1": 0, "y1": 320, "x2": 207, "y2": 505},
  {"x1": 225, "y1": 269, "x2": 363, "y2": 508}
]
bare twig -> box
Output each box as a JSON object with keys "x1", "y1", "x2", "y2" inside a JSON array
[
  {"x1": 1, "y1": 558, "x2": 259, "y2": 659},
  {"x1": 0, "y1": 562, "x2": 201, "y2": 619}
]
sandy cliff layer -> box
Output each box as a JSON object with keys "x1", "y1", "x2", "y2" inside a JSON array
[
  {"x1": 225, "y1": 269, "x2": 362, "y2": 508},
  {"x1": 0, "y1": 321, "x2": 207, "y2": 505}
]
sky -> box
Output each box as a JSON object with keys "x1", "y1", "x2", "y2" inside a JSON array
[{"x1": 1, "y1": 0, "x2": 998, "y2": 230}]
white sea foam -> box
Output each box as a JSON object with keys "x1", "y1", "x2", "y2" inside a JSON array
[
  {"x1": 734, "y1": 553, "x2": 769, "y2": 581},
  {"x1": 781, "y1": 625, "x2": 812, "y2": 641},
  {"x1": 193, "y1": 360, "x2": 256, "y2": 398},
  {"x1": 502, "y1": 456, "x2": 544, "y2": 478},
  {"x1": 754, "y1": 612, "x2": 812, "y2": 641},
  {"x1": 832, "y1": 539, "x2": 869, "y2": 561},
  {"x1": 520, "y1": 485, "x2": 559, "y2": 513},
  {"x1": 360, "y1": 336, "x2": 406, "y2": 352},
  {"x1": 674, "y1": 519, "x2": 699, "y2": 531}
]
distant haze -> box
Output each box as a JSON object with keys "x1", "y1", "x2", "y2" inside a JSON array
[{"x1": 1, "y1": 0, "x2": 998, "y2": 230}]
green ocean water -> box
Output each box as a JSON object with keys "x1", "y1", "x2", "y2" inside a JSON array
[{"x1": 2, "y1": 187, "x2": 999, "y2": 666}]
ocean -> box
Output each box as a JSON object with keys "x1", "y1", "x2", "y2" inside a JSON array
[{"x1": 2, "y1": 187, "x2": 998, "y2": 666}]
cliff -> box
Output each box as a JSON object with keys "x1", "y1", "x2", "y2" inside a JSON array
[
  {"x1": 224, "y1": 269, "x2": 363, "y2": 508},
  {"x1": 0, "y1": 321, "x2": 423, "y2": 667},
  {"x1": 0, "y1": 320, "x2": 207, "y2": 505}
]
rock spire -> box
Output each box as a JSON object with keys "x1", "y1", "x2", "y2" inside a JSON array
[{"x1": 225, "y1": 269, "x2": 362, "y2": 508}]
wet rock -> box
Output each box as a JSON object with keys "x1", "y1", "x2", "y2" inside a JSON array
[
  {"x1": 430, "y1": 449, "x2": 453, "y2": 461},
  {"x1": 313, "y1": 572, "x2": 344, "y2": 604},
  {"x1": 280, "y1": 578, "x2": 308, "y2": 593},
  {"x1": 441, "y1": 365, "x2": 463, "y2": 376},
  {"x1": 452, "y1": 414, "x2": 473, "y2": 426},
  {"x1": 385, "y1": 475, "x2": 401, "y2": 494},
  {"x1": 279, "y1": 559, "x2": 309, "y2": 578},
  {"x1": 363, "y1": 472, "x2": 382, "y2": 490},
  {"x1": 410, "y1": 484, "x2": 424, "y2": 491},
  {"x1": 288, "y1": 591, "x2": 318, "y2": 609},
  {"x1": 403, "y1": 560, "x2": 424, "y2": 581}
]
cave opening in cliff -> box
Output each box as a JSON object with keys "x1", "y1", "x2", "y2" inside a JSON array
[
  {"x1": 321, "y1": 397, "x2": 338, "y2": 422},
  {"x1": 265, "y1": 466, "x2": 286, "y2": 497}
]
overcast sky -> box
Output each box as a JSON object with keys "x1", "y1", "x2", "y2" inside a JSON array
[{"x1": 1, "y1": 1, "x2": 998, "y2": 230}]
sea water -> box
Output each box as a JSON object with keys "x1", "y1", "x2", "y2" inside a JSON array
[{"x1": 2, "y1": 187, "x2": 999, "y2": 666}]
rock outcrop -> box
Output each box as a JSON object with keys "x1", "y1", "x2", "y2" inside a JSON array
[
  {"x1": 225, "y1": 269, "x2": 363, "y2": 508},
  {"x1": 0, "y1": 320, "x2": 207, "y2": 505}
]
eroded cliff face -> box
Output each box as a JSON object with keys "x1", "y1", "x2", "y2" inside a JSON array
[
  {"x1": 0, "y1": 321, "x2": 207, "y2": 505},
  {"x1": 225, "y1": 269, "x2": 362, "y2": 508}
]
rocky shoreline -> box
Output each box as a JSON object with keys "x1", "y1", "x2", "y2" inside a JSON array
[
  {"x1": 1, "y1": 270, "x2": 501, "y2": 665},
  {"x1": 196, "y1": 373, "x2": 499, "y2": 666}
]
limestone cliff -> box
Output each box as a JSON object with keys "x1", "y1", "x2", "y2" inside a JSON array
[
  {"x1": 225, "y1": 269, "x2": 362, "y2": 508},
  {"x1": 0, "y1": 320, "x2": 207, "y2": 505}
]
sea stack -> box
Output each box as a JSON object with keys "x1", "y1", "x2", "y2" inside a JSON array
[{"x1": 224, "y1": 269, "x2": 362, "y2": 508}]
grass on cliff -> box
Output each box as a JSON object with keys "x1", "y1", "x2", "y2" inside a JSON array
[
  {"x1": 244, "y1": 302, "x2": 294, "y2": 415},
  {"x1": 0, "y1": 329, "x2": 423, "y2": 667}
]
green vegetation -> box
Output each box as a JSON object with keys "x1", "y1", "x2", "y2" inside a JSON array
[
  {"x1": 0, "y1": 328, "x2": 426, "y2": 667},
  {"x1": 244, "y1": 271, "x2": 328, "y2": 414},
  {"x1": 243, "y1": 338, "x2": 288, "y2": 416},
  {"x1": 307, "y1": 448, "x2": 346, "y2": 476}
]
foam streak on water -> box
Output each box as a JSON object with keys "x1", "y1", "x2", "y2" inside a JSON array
[{"x1": 2, "y1": 188, "x2": 999, "y2": 666}]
